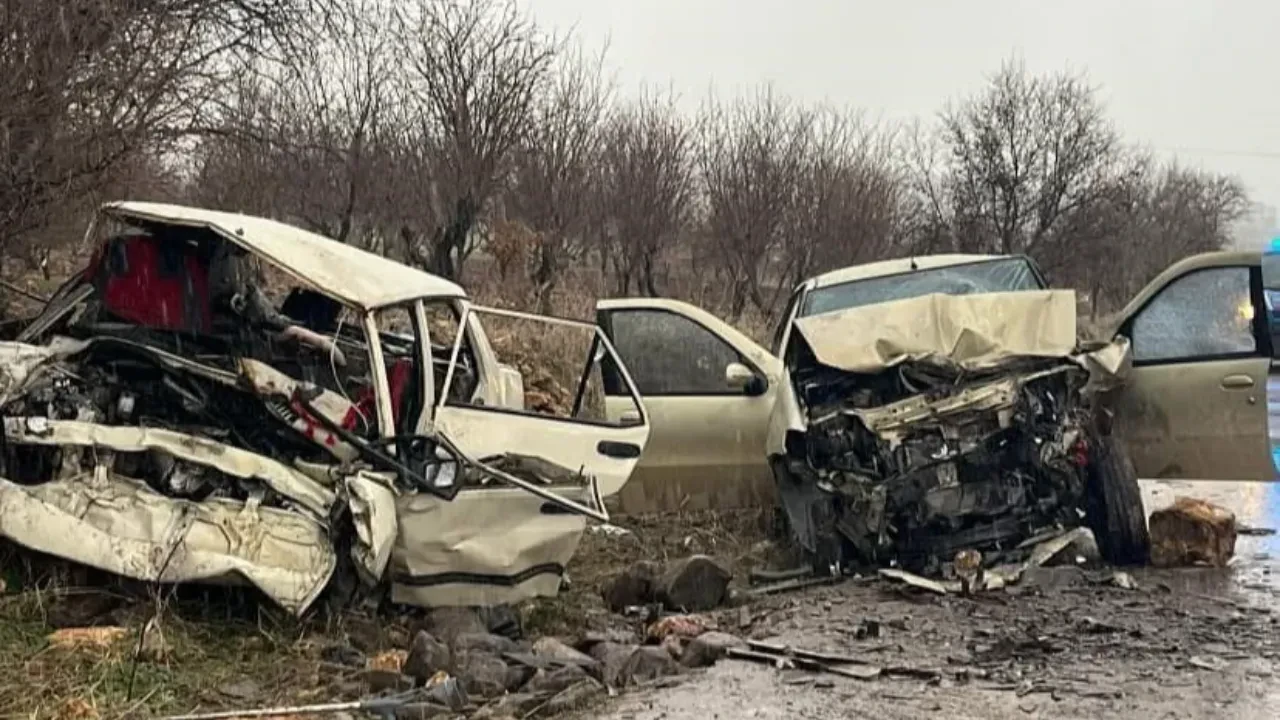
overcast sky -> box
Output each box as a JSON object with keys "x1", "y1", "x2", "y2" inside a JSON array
[{"x1": 521, "y1": 0, "x2": 1280, "y2": 213}]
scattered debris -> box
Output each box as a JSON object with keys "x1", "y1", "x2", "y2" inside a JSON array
[
  {"x1": 1149, "y1": 497, "x2": 1237, "y2": 568},
  {"x1": 47, "y1": 626, "x2": 128, "y2": 651},
  {"x1": 747, "y1": 566, "x2": 812, "y2": 585},
  {"x1": 879, "y1": 568, "x2": 958, "y2": 595},
  {"x1": 646, "y1": 614, "x2": 711, "y2": 643},
  {"x1": 1188, "y1": 655, "x2": 1228, "y2": 672},
  {"x1": 680, "y1": 631, "x2": 748, "y2": 668},
  {"x1": 1108, "y1": 571, "x2": 1139, "y2": 590}
]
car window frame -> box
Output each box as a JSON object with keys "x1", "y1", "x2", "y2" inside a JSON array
[
  {"x1": 1119, "y1": 264, "x2": 1272, "y2": 367},
  {"x1": 598, "y1": 307, "x2": 766, "y2": 398},
  {"x1": 438, "y1": 304, "x2": 647, "y2": 429},
  {"x1": 799, "y1": 255, "x2": 1048, "y2": 318}
]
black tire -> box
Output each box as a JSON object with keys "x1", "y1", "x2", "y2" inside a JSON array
[{"x1": 1084, "y1": 432, "x2": 1150, "y2": 565}]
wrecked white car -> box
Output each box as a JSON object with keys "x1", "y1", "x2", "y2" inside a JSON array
[
  {"x1": 0, "y1": 202, "x2": 650, "y2": 614},
  {"x1": 597, "y1": 252, "x2": 1277, "y2": 574}
]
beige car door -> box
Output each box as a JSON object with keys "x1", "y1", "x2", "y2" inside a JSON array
[
  {"x1": 1111, "y1": 257, "x2": 1274, "y2": 480},
  {"x1": 596, "y1": 299, "x2": 783, "y2": 514}
]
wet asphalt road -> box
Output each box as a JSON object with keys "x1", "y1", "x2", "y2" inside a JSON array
[{"x1": 583, "y1": 383, "x2": 1280, "y2": 720}]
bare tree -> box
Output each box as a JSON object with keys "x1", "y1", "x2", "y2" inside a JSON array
[
  {"x1": 192, "y1": 0, "x2": 396, "y2": 247},
  {"x1": 394, "y1": 0, "x2": 558, "y2": 280},
  {"x1": 1079, "y1": 159, "x2": 1247, "y2": 313},
  {"x1": 0, "y1": 0, "x2": 333, "y2": 282},
  {"x1": 596, "y1": 91, "x2": 697, "y2": 297},
  {"x1": 697, "y1": 88, "x2": 814, "y2": 318},
  {"x1": 505, "y1": 42, "x2": 613, "y2": 312},
  {"x1": 937, "y1": 58, "x2": 1122, "y2": 259},
  {"x1": 784, "y1": 110, "x2": 906, "y2": 291}
]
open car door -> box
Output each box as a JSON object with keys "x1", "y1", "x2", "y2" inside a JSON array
[
  {"x1": 595, "y1": 298, "x2": 783, "y2": 514},
  {"x1": 1109, "y1": 252, "x2": 1275, "y2": 481},
  {"x1": 390, "y1": 305, "x2": 651, "y2": 608}
]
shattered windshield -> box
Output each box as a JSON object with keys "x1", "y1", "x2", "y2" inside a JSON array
[{"x1": 800, "y1": 257, "x2": 1044, "y2": 318}]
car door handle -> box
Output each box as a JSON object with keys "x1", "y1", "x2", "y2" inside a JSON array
[
  {"x1": 1221, "y1": 374, "x2": 1255, "y2": 389},
  {"x1": 597, "y1": 440, "x2": 641, "y2": 459}
]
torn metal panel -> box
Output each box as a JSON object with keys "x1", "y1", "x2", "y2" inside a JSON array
[
  {"x1": 793, "y1": 290, "x2": 1080, "y2": 373},
  {"x1": 344, "y1": 471, "x2": 400, "y2": 584},
  {"x1": 0, "y1": 338, "x2": 88, "y2": 404},
  {"x1": 389, "y1": 489, "x2": 586, "y2": 607},
  {"x1": 3, "y1": 418, "x2": 336, "y2": 520},
  {"x1": 237, "y1": 358, "x2": 360, "y2": 462},
  {"x1": 0, "y1": 474, "x2": 335, "y2": 614}
]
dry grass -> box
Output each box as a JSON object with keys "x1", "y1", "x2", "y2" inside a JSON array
[{"x1": 0, "y1": 506, "x2": 788, "y2": 718}]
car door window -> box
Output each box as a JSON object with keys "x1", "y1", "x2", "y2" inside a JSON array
[
  {"x1": 1129, "y1": 266, "x2": 1258, "y2": 363},
  {"x1": 605, "y1": 309, "x2": 747, "y2": 395}
]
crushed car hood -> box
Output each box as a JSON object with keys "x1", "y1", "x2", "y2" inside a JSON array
[{"x1": 794, "y1": 290, "x2": 1081, "y2": 374}]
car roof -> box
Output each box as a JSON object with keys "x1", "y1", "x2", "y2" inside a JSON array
[
  {"x1": 808, "y1": 253, "x2": 1007, "y2": 289},
  {"x1": 100, "y1": 201, "x2": 466, "y2": 310}
]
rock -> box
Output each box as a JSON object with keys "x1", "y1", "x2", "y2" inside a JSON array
[
  {"x1": 458, "y1": 653, "x2": 510, "y2": 698},
  {"x1": 1150, "y1": 497, "x2": 1237, "y2": 568},
  {"x1": 419, "y1": 607, "x2": 488, "y2": 641},
  {"x1": 655, "y1": 555, "x2": 732, "y2": 612},
  {"x1": 452, "y1": 632, "x2": 520, "y2": 656},
  {"x1": 356, "y1": 668, "x2": 414, "y2": 693},
  {"x1": 525, "y1": 664, "x2": 591, "y2": 695},
  {"x1": 321, "y1": 643, "x2": 367, "y2": 668},
  {"x1": 531, "y1": 636, "x2": 599, "y2": 670},
  {"x1": 344, "y1": 615, "x2": 395, "y2": 652},
  {"x1": 503, "y1": 661, "x2": 536, "y2": 691},
  {"x1": 543, "y1": 678, "x2": 606, "y2": 714},
  {"x1": 404, "y1": 631, "x2": 452, "y2": 681},
  {"x1": 216, "y1": 679, "x2": 261, "y2": 701},
  {"x1": 619, "y1": 646, "x2": 683, "y2": 686},
  {"x1": 587, "y1": 641, "x2": 639, "y2": 688},
  {"x1": 680, "y1": 631, "x2": 747, "y2": 668},
  {"x1": 477, "y1": 605, "x2": 522, "y2": 639},
  {"x1": 602, "y1": 560, "x2": 662, "y2": 612},
  {"x1": 659, "y1": 634, "x2": 683, "y2": 659}
]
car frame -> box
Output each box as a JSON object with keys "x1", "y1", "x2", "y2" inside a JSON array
[
  {"x1": 595, "y1": 250, "x2": 1276, "y2": 521},
  {"x1": 0, "y1": 201, "x2": 652, "y2": 613}
]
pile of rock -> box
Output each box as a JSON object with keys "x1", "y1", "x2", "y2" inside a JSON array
[{"x1": 331, "y1": 604, "x2": 749, "y2": 719}]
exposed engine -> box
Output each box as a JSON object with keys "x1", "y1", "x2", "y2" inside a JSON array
[{"x1": 781, "y1": 348, "x2": 1096, "y2": 574}]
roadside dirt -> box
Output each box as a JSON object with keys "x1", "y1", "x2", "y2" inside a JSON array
[
  {"x1": 4, "y1": 486, "x2": 1280, "y2": 719},
  {"x1": 587, "y1": 569, "x2": 1280, "y2": 720},
  {"x1": 0, "y1": 508, "x2": 787, "y2": 718}
]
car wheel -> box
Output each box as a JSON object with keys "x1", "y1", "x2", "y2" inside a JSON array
[{"x1": 1084, "y1": 432, "x2": 1150, "y2": 565}]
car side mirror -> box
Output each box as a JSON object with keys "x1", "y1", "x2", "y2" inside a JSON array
[{"x1": 725, "y1": 362, "x2": 766, "y2": 397}]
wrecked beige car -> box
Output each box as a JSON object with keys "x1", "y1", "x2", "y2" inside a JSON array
[
  {"x1": 597, "y1": 252, "x2": 1276, "y2": 574},
  {"x1": 0, "y1": 202, "x2": 650, "y2": 614}
]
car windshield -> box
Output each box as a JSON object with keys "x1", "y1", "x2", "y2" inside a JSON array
[{"x1": 799, "y1": 257, "x2": 1044, "y2": 318}]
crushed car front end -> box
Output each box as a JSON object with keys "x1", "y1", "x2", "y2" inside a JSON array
[{"x1": 769, "y1": 289, "x2": 1134, "y2": 575}]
